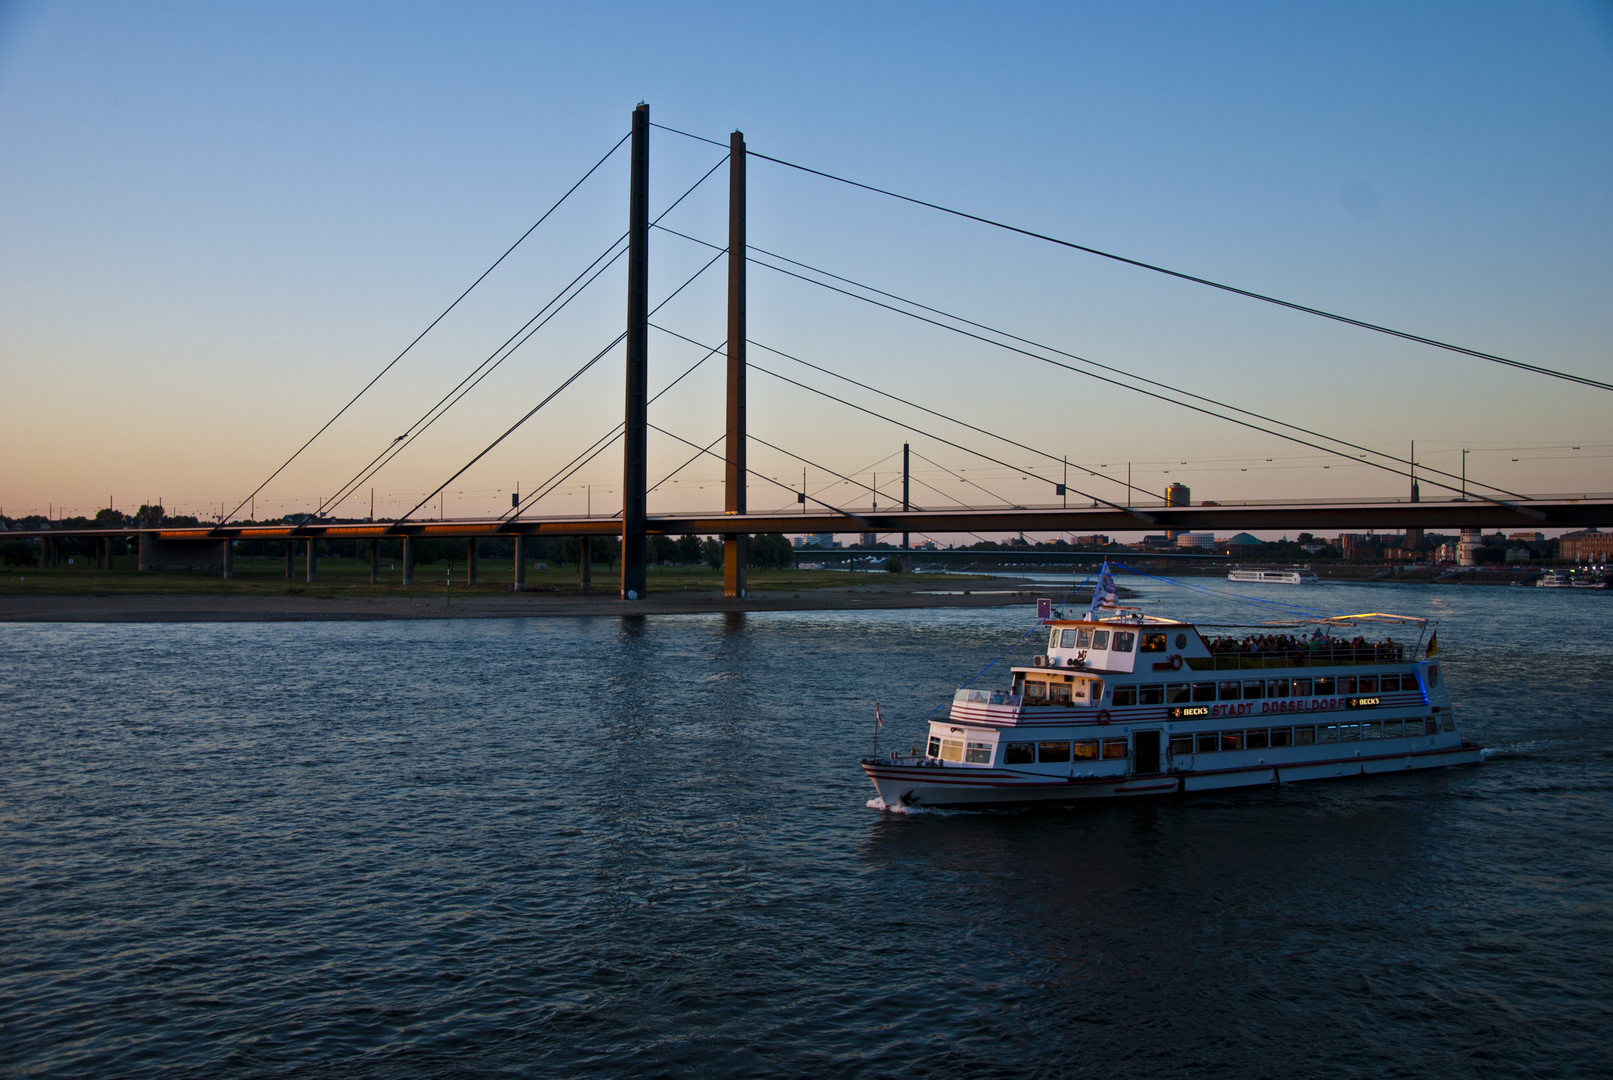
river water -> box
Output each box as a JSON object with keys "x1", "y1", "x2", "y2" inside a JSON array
[{"x1": 3, "y1": 579, "x2": 1610, "y2": 1077}]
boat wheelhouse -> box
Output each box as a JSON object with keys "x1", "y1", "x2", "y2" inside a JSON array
[
  {"x1": 863, "y1": 607, "x2": 1477, "y2": 809},
  {"x1": 1227, "y1": 567, "x2": 1320, "y2": 585}
]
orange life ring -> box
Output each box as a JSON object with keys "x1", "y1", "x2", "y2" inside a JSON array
[
  {"x1": 1170, "y1": 654, "x2": 1184, "y2": 671},
  {"x1": 1096, "y1": 709, "x2": 1112, "y2": 725}
]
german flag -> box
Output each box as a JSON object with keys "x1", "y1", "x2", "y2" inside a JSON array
[{"x1": 1426, "y1": 631, "x2": 1438, "y2": 658}]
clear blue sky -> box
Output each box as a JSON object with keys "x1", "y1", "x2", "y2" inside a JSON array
[{"x1": 2, "y1": 1, "x2": 1609, "y2": 533}]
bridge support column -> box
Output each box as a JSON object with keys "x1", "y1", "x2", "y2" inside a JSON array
[
  {"x1": 579, "y1": 537, "x2": 591, "y2": 593},
  {"x1": 139, "y1": 531, "x2": 154, "y2": 571},
  {"x1": 370, "y1": 539, "x2": 380, "y2": 583},
  {"x1": 401, "y1": 537, "x2": 414, "y2": 586},
  {"x1": 222, "y1": 540, "x2": 233, "y2": 579},
  {"x1": 284, "y1": 541, "x2": 293, "y2": 579},
  {"x1": 305, "y1": 539, "x2": 317, "y2": 583},
  {"x1": 513, "y1": 535, "x2": 526, "y2": 592},
  {"x1": 102, "y1": 536, "x2": 114, "y2": 570},
  {"x1": 620, "y1": 101, "x2": 649, "y2": 601},
  {"x1": 723, "y1": 128, "x2": 747, "y2": 599},
  {"x1": 466, "y1": 538, "x2": 478, "y2": 586}
]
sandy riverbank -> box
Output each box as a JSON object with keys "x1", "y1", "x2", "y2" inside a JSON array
[{"x1": 0, "y1": 577, "x2": 1062, "y2": 623}]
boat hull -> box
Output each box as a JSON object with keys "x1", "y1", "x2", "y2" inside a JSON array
[{"x1": 864, "y1": 742, "x2": 1482, "y2": 809}]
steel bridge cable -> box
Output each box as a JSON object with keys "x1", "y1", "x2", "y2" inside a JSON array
[
  {"x1": 652, "y1": 323, "x2": 1007, "y2": 510},
  {"x1": 649, "y1": 425, "x2": 872, "y2": 521},
  {"x1": 393, "y1": 240, "x2": 729, "y2": 528},
  {"x1": 746, "y1": 245, "x2": 1529, "y2": 503},
  {"x1": 319, "y1": 235, "x2": 631, "y2": 515},
  {"x1": 907, "y1": 447, "x2": 1018, "y2": 508},
  {"x1": 505, "y1": 334, "x2": 729, "y2": 519},
  {"x1": 325, "y1": 155, "x2": 729, "y2": 517},
  {"x1": 647, "y1": 328, "x2": 930, "y2": 511},
  {"x1": 747, "y1": 254, "x2": 1532, "y2": 510},
  {"x1": 649, "y1": 122, "x2": 1611, "y2": 396},
  {"x1": 747, "y1": 337, "x2": 1149, "y2": 502},
  {"x1": 227, "y1": 131, "x2": 633, "y2": 524}
]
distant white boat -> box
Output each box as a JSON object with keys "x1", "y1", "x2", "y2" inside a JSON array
[{"x1": 1228, "y1": 567, "x2": 1320, "y2": 585}]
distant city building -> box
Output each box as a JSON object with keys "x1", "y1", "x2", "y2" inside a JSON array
[
  {"x1": 1218, "y1": 532, "x2": 1263, "y2": 556},
  {"x1": 1164, "y1": 483, "x2": 1191, "y2": 540},
  {"x1": 1176, "y1": 532, "x2": 1215, "y2": 550},
  {"x1": 1560, "y1": 529, "x2": 1613, "y2": 561},
  {"x1": 1138, "y1": 534, "x2": 1170, "y2": 548},
  {"x1": 795, "y1": 532, "x2": 841, "y2": 549},
  {"x1": 1436, "y1": 542, "x2": 1458, "y2": 562},
  {"x1": 1073, "y1": 534, "x2": 1109, "y2": 547},
  {"x1": 1510, "y1": 532, "x2": 1545, "y2": 544},
  {"x1": 1457, "y1": 528, "x2": 1483, "y2": 567}
]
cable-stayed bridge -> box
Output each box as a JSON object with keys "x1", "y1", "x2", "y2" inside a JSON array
[{"x1": 13, "y1": 105, "x2": 1613, "y2": 596}]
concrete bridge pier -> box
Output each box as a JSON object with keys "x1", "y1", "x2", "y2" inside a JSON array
[
  {"x1": 222, "y1": 540, "x2": 233, "y2": 579},
  {"x1": 579, "y1": 537, "x2": 591, "y2": 593},
  {"x1": 466, "y1": 538, "x2": 478, "y2": 586},
  {"x1": 306, "y1": 539, "x2": 317, "y2": 583},
  {"x1": 513, "y1": 536, "x2": 525, "y2": 591},
  {"x1": 401, "y1": 537, "x2": 414, "y2": 586},
  {"x1": 139, "y1": 531, "x2": 154, "y2": 571},
  {"x1": 369, "y1": 540, "x2": 380, "y2": 583},
  {"x1": 284, "y1": 542, "x2": 294, "y2": 579}
]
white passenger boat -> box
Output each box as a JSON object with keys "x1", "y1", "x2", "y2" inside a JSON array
[
  {"x1": 1228, "y1": 567, "x2": 1320, "y2": 584},
  {"x1": 863, "y1": 567, "x2": 1478, "y2": 809}
]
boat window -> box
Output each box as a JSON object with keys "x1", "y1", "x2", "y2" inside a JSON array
[
  {"x1": 1338, "y1": 676, "x2": 1356, "y2": 695},
  {"x1": 1091, "y1": 630, "x2": 1110, "y2": 650},
  {"x1": 1089, "y1": 680, "x2": 1104, "y2": 702},
  {"x1": 1378, "y1": 719, "x2": 1401, "y2": 737},
  {"x1": 1059, "y1": 628, "x2": 1080, "y2": 648},
  {"x1": 1242, "y1": 680, "x2": 1265, "y2": 700},
  {"x1": 1102, "y1": 738, "x2": 1128, "y2": 759},
  {"x1": 1220, "y1": 732, "x2": 1244, "y2": 751},
  {"x1": 1293, "y1": 726, "x2": 1316, "y2": 745},
  {"x1": 1196, "y1": 732, "x2": 1219, "y2": 753},
  {"x1": 1140, "y1": 633, "x2": 1167, "y2": 653},
  {"x1": 1246, "y1": 728, "x2": 1269, "y2": 749},
  {"x1": 1049, "y1": 630, "x2": 1060, "y2": 652},
  {"x1": 1423, "y1": 718, "x2": 1440, "y2": 735},
  {"x1": 1003, "y1": 742, "x2": 1035, "y2": 764},
  {"x1": 1024, "y1": 679, "x2": 1048, "y2": 702},
  {"x1": 1113, "y1": 686, "x2": 1138, "y2": 706},
  {"x1": 1072, "y1": 740, "x2": 1100, "y2": 761},
  {"x1": 1441, "y1": 714, "x2": 1455, "y2": 732},
  {"x1": 1317, "y1": 725, "x2": 1339, "y2": 743},
  {"x1": 1112, "y1": 631, "x2": 1136, "y2": 653},
  {"x1": 1166, "y1": 684, "x2": 1191, "y2": 704},
  {"x1": 1357, "y1": 675, "x2": 1378, "y2": 693},
  {"x1": 1077, "y1": 628, "x2": 1093, "y2": 648},
  {"x1": 1292, "y1": 678, "x2": 1313, "y2": 697},
  {"x1": 1038, "y1": 741, "x2": 1071, "y2": 763},
  {"x1": 1169, "y1": 734, "x2": 1193, "y2": 756},
  {"x1": 1360, "y1": 721, "x2": 1383, "y2": 739},
  {"x1": 1192, "y1": 682, "x2": 1217, "y2": 702},
  {"x1": 1139, "y1": 685, "x2": 1165, "y2": 705},
  {"x1": 1175, "y1": 632, "x2": 1189, "y2": 649},
  {"x1": 1266, "y1": 678, "x2": 1289, "y2": 699},
  {"x1": 1427, "y1": 665, "x2": 1438, "y2": 687},
  {"x1": 1218, "y1": 681, "x2": 1241, "y2": 701},
  {"x1": 1380, "y1": 674, "x2": 1400, "y2": 692},
  {"x1": 1314, "y1": 676, "x2": 1335, "y2": 695},
  {"x1": 940, "y1": 738, "x2": 965, "y2": 761},
  {"x1": 1338, "y1": 723, "x2": 1360, "y2": 742},
  {"x1": 928, "y1": 735, "x2": 941, "y2": 757},
  {"x1": 1051, "y1": 683, "x2": 1072, "y2": 706},
  {"x1": 1269, "y1": 727, "x2": 1292, "y2": 747},
  {"x1": 965, "y1": 741, "x2": 994, "y2": 764}
]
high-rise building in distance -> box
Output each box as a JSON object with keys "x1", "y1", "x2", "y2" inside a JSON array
[{"x1": 1165, "y1": 483, "x2": 1191, "y2": 540}]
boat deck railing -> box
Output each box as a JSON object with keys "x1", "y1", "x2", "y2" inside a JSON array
[{"x1": 1193, "y1": 647, "x2": 1406, "y2": 670}]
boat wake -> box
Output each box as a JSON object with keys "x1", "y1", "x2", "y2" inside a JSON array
[
  {"x1": 865, "y1": 796, "x2": 962, "y2": 816},
  {"x1": 1480, "y1": 741, "x2": 1541, "y2": 761}
]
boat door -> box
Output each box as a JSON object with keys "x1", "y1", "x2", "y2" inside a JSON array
[{"x1": 1133, "y1": 730, "x2": 1162, "y2": 775}]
